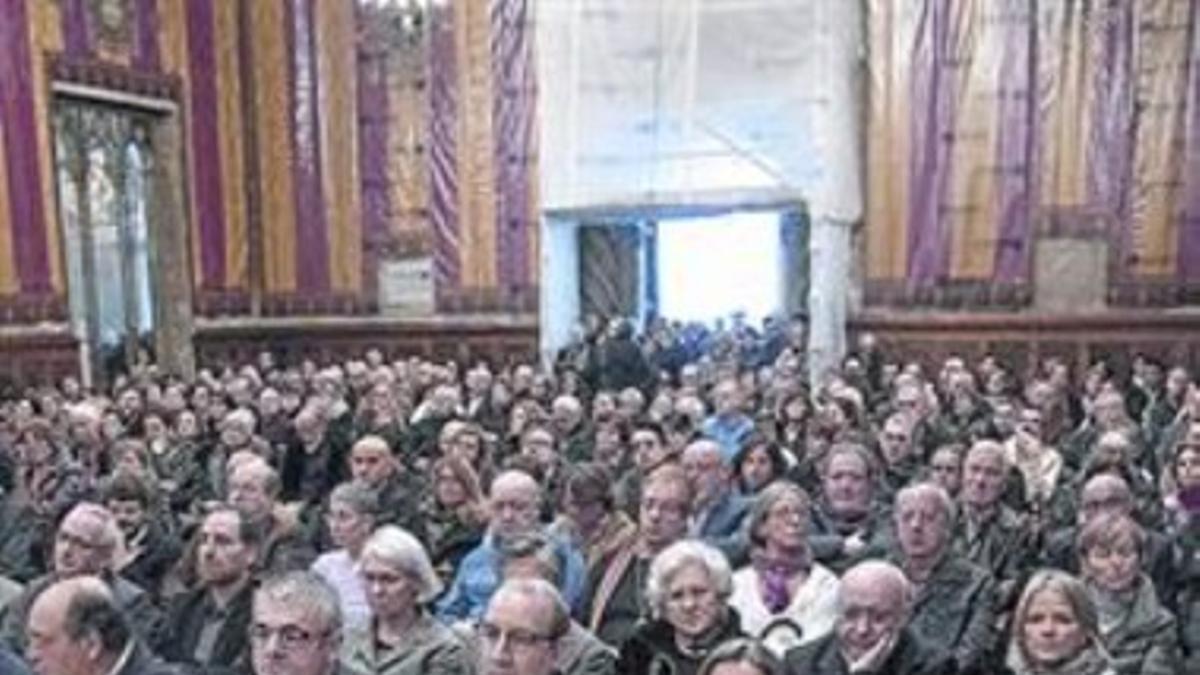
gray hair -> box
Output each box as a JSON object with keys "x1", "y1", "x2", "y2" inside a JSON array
[
  {"x1": 489, "y1": 578, "x2": 571, "y2": 640},
  {"x1": 747, "y1": 481, "x2": 811, "y2": 549},
  {"x1": 254, "y1": 571, "x2": 342, "y2": 636},
  {"x1": 359, "y1": 525, "x2": 444, "y2": 603},
  {"x1": 329, "y1": 482, "x2": 380, "y2": 521},
  {"x1": 895, "y1": 482, "x2": 956, "y2": 523},
  {"x1": 646, "y1": 540, "x2": 733, "y2": 619}
]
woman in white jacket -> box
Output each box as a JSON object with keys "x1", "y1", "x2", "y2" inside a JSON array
[{"x1": 728, "y1": 481, "x2": 841, "y2": 657}]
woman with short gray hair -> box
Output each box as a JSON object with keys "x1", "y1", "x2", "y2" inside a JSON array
[
  {"x1": 342, "y1": 525, "x2": 471, "y2": 675},
  {"x1": 728, "y1": 482, "x2": 839, "y2": 657},
  {"x1": 311, "y1": 481, "x2": 380, "y2": 630},
  {"x1": 618, "y1": 540, "x2": 744, "y2": 675}
]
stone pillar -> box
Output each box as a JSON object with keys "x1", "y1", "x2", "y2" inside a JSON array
[{"x1": 806, "y1": 0, "x2": 864, "y2": 384}]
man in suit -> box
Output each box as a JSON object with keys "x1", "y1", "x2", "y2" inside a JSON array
[
  {"x1": 682, "y1": 439, "x2": 749, "y2": 561},
  {"x1": 1, "y1": 503, "x2": 164, "y2": 655},
  {"x1": 784, "y1": 560, "x2": 955, "y2": 674},
  {"x1": 26, "y1": 576, "x2": 176, "y2": 675},
  {"x1": 162, "y1": 507, "x2": 259, "y2": 669}
]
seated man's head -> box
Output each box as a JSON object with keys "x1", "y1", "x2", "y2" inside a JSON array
[
  {"x1": 349, "y1": 436, "x2": 395, "y2": 487},
  {"x1": 1077, "y1": 473, "x2": 1133, "y2": 525},
  {"x1": 550, "y1": 396, "x2": 583, "y2": 435},
  {"x1": 54, "y1": 503, "x2": 121, "y2": 578},
  {"x1": 877, "y1": 414, "x2": 915, "y2": 467},
  {"x1": 836, "y1": 561, "x2": 912, "y2": 667},
  {"x1": 488, "y1": 471, "x2": 542, "y2": 543},
  {"x1": 102, "y1": 471, "x2": 153, "y2": 542},
  {"x1": 251, "y1": 572, "x2": 343, "y2": 675},
  {"x1": 478, "y1": 579, "x2": 569, "y2": 675},
  {"x1": 638, "y1": 464, "x2": 692, "y2": 554},
  {"x1": 197, "y1": 507, "x2": 260, "y2": 590},
  {"x1": 219, "y1": 408, "x2": 257, "y2": 450},
  {"x1": 682, "y1": 439, "x2": 729, "y2": 509},
  {"x1": 894, "y1": 483, "x2": 954, "y2": 566},
  {"x1": 560, "y1": 463, "x2": 615, "y2": 535},
  {"x1": 228, "y1": 458, "x2": 280, "y2": 524},
  {"x1": 819, "y1": 444, "x2": 876, "y2": 520},
  {"x1": 960, "y1": 441, "x2": 1007, "y2": 511},
  {"x1": 26, "y1": 576, "x2": 130, "y2": 675}
]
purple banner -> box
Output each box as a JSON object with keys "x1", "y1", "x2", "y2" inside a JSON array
[
  {"x1": 0, "y1": 0, "x2": 51, "y2": 293},
  {"x1": 286, "y1": 0, "x2": 331, "y2": 294},
  {"x1": 491, "y1": 0, "x2": 535, "y2": 288},
  {"x1": 1086, "y1": 2, "x2": 1133, "y2": 213},
  {"x1": 994, "y1": 0, "x2": 1036, "y2": 282},
  {"x1": 61, "y1": 0, "x2": 91, "y2": 60},
  {"x1": 356, "y1": 8, "x2": 391, "y2": 252},
  {"x1": 186, "y1": 0, "x2": 227, "y2": 288},
  {"x1": 429, "y1": 0, "x2": 462, "y2": 288},
  {"x1": 134, "y1": 0, "x2": 162, "y2": 72},
  {"x1": 1181, "y1": 1, "x2": 1200, "y2": 280},
  {"x1": 905, "y1": 0, "x2": 953, "y2": 285}
]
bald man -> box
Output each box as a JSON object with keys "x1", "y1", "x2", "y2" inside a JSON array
[
  {"x1": 26, "y1": 577, "x2": 173, "y2": 675},
  {"x1": 783, "y1": 561, "x2": 954, "y2": 674},
  {"x1": 437, "y1": 471, "x2": 587, "y2": 621}
]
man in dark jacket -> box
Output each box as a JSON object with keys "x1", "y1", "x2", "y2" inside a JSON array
[
  {"x1": 784, "y1": 560, "x2": 956, "y2": 674},
  {"x1": 596, "y1": 320, "x2": 652, "y2": 393},
  {"x1": 892, "y1": 483, "x2": 994, "y2": 673},
  {"x1": 162, "y1": 508, "x2": 258, "y2": 670},
  {"x1": 106, "y1": 471, "x2": 182, "y2": 599},
  {"x1": 0, "y1": 503, "x2": 165, "y2": 655}
]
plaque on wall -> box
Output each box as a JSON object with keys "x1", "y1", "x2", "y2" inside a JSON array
[{"x1": 378, "y1": 257, "x2": 436, "y2": 315}]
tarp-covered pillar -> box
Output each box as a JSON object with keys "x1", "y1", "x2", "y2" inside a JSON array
[{"x1": 806, "y1": 1, "x2": 865, "y2": 384}]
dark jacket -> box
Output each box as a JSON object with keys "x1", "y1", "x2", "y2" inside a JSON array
[
  {"x1": 161, "y1": 583, "x2": 253, "y2": 668},
  {"x1": 808, "y1": 502, "x2": 893, "y2": 575},
  {"x1": 114, "y1": 642, "x2": 180, "y2": 675},
  {"x1": 902, "y1": 554, "x2": 995, "y2": 674},
  {"x1": 783, "y1": 628, "x2": 957, "y2": 675},
  {"x1": 558, "y1": 622, "x2": 617, "y2": 675},
  {"x1": 950, "y1": 505, "x2": 1032, "y2": 599},
  {"x1": 615, "y1": 610, "x2": 743, "y2": 675},
  {"x1": 120, "y1": 521, "x2": 183, "y2": 599}
]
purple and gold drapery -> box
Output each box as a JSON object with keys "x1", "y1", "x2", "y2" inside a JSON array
[
  {"x1": 0, "y1": 0, "x2": 538, "y2": 321},
  {"x1": 867, "y1": 0, "x2": 1200, "y2": 306}
]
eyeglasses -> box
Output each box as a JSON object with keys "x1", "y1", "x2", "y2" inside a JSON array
[
  {"x1": 478, "y1": 621, "x2": 555, "y2": 651},
  {"x1": 250, "y1": 624, "x2": 330, "y2": 650}
]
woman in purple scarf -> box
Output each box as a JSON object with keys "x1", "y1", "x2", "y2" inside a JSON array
[{"x1": 728, "y1": 481, "x2": 841, "y2": 657}]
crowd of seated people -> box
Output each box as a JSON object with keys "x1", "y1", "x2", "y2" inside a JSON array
[{"x1": 0, "y1": 314, "x2": 1198, "y2": 675}]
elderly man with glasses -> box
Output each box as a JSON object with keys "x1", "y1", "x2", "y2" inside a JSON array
[
  {"x1": 1, "y1": 503, "x2": 164, "y2": 655},
  {"x1": 477, "y1": 579, "x2": 571, "y2": 675},
  {"x1": 437, "y1": 470, "x2": 586, "y2": 622}
]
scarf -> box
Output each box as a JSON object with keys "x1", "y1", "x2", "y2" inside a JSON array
[
  {"x1": 1005, "y1": 640, "x2": 1113, "y2": 675},
  {"x1": 751, "y1": 547, "x2": 809, "y2": 613}
]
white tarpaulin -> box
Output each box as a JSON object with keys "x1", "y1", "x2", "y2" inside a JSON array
[{"x1": 536, "y1": 0, "x2": 863, "y2": 217}]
